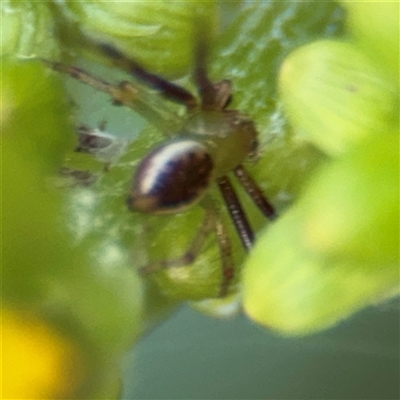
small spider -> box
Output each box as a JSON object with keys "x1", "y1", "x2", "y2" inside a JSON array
[{"x1": 44, "y1": 35, "x2": 277, "y2": 297}]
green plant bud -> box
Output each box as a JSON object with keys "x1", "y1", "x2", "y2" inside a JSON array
[
  {"x1": 56, "y1": 1, "x2": 217, "y2": 76},
  {"x1": 340, "y1": 0, "x2": 399, "y2": 83},
  {"x1": 2, "y1": 61, "x2": 73, "y2": 174},
  {"x1": 300, "y1": 135, "x2": 399, "y2": 266},
  {"x1": 243, "y1": 134, "x2": 399, "y2": 335},
  {"x1": 279, "y1": 40, "x2": 398, "y2": 156},
  {"x1": 1, "y1": 1, "x2": 59, "y2": 58},
  {"x1": 2, "y1": 60, "x2": 143, "y2": 397}
]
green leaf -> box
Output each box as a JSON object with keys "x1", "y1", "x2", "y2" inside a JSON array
[
  {"x1": 243, "y1": 2, "x2": 399, "y2": 336},
  {"x1": 243, "y1": 134, "x2": 399, "y2": 335},
  {"x1": 340, "y1": 0, "x2": 399, "y2": 84},
  {"x1": 53, "y1": 0, "x2": 218, "y2": 76},
  {"x1": 2, "y1": 59, "x2": 143, "y2": 398},
  {"x1": 279, "y1": 40, "x2": 398, "y2": 156},
  {"x1": 1, "y1": 1, "x2": 59, "y2": 58}
]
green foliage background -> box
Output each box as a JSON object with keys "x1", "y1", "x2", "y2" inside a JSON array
[{"x1": 2, "y1": 1, "x2": 398, "y2": 397}]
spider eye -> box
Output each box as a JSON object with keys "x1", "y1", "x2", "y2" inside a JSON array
[{"x1": 128, "y1": 140, "x2": 214, "y2": 214}]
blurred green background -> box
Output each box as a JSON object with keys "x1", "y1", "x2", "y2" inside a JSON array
[
  {"x1": 122, "y1": 302, "x2": 399, "y2": 399},
  {"x1": 2, "y1": 1, "x2": 398, "y2": 398}
]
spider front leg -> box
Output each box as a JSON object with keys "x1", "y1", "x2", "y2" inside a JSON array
[
  {"x1": 217, "y1": 175, "x2": 254, "y2": 251},
  {"x1": 42, "y1": 60, "x2": 138, "y2": 106},
  {"x1": 42, "y1": 59, "x2": 183, "y2": 134},
  {"x1": 139, "y1": 199, "x2": 235, "y2": 298},
  {"x1": 193, "y1": 38, "x2": 232, "y2": 111},
  {"x1": 99, "y1": 43, "x2": 198, "y2": 111}
]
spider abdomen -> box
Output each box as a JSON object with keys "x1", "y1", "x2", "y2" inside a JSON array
[{"x1": 128, "y1": 139, "x2": 214, "y2": 214}]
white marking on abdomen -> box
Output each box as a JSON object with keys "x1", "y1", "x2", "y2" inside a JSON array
[{"x1": 139, "y1": 140, "x2": 205, "y2": 194}]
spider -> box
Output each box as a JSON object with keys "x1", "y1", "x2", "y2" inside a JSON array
[{"x1": 44, "y1": 35, "x2": 277, "y2": 297}]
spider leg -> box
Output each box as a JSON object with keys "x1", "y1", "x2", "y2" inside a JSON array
[
  {"x1": 194, "y1": 39, "x2": 233, "y2": 111},
  {"x1": 210, "y1": 79, "x2": 233, "y2": 111},
  {"x1": 139, "y1": 200, "x2": 235, "y2": 298},
  {"x1": 213, "y1": 204, "x2": 235, "y2": 297},
  {"x1": 194, "y1": 39, "x2": 215, "y2": 108},
  {"x1": 42, "y1": 59, "x2": 182, "y2": 133},
  {"x1": 99, "y1": 44, "x2": 198, "y2": 111},
  {"x1": 234, "y1": 165, "x2": 277, "y2": 220},
  {"x1": 42, "y1": 60, "x2": 136, "y2": 104},
  {"x1": 217, "y1": 175, "x2": 254, "y2": 251}
]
